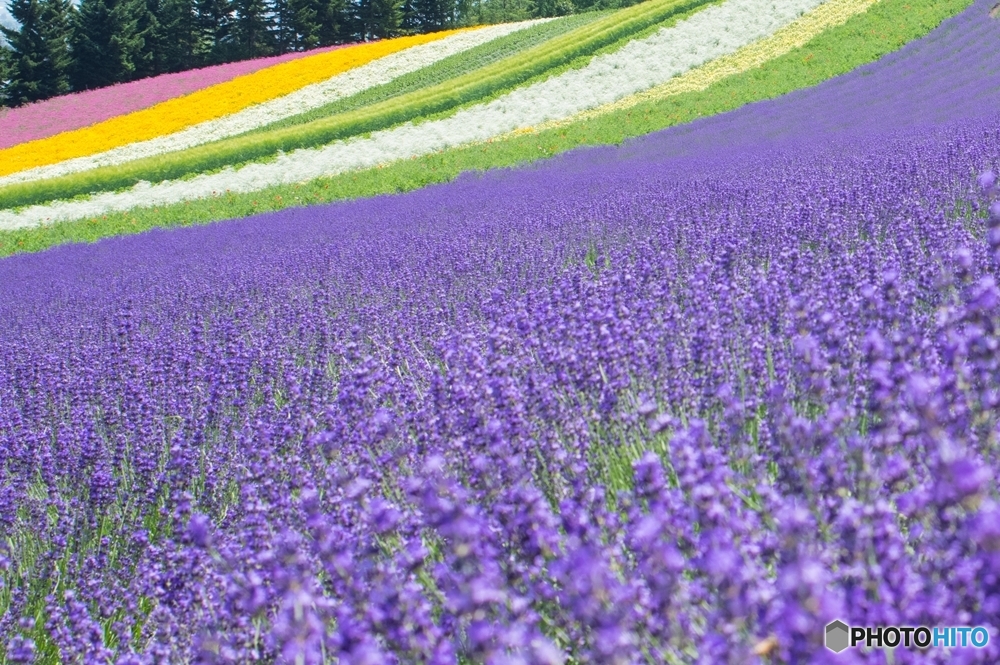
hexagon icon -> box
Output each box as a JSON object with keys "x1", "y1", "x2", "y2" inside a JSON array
[{"x1": 825, "y1": 620, "x2": 850, "y2": 653}]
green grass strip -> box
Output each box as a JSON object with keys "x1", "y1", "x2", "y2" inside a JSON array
[
  {"x1": 240, "y1": 6, "x2": 688, "y2": 137},
  {"x1": 0, "y1": 0, "x2": 714, "y2": 211},
  {"x1": 368, "y1": 1, "x2": 716, "y2": 126},
  {"x1": 0, "y1": 0, "x2": 973, "y2": 259},
  {"x1": 243, "y1": 11, "x2": 612, "y2": 136},
  {"x1": 171, "y1": 5, "x2": 700, "y2": 175}
]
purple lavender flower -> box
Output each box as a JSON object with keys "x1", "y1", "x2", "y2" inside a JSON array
[
  {"x1": 2, "y1": 1, "x2": 1000, "y2": 661},
  {"x1": 978, "y1": 169, "x2": 997, "y2": 194}
]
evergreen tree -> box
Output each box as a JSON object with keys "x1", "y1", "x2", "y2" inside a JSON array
[
  {"x1": 131, "y1": 0, "x2": 161, "y2": 78},
  {"x1": 473, "y1": 0, "x2": 531, "y2": 23},
  {"x1": 197, "y1": 0, "x2": 234, "y2": 63},
  {"x1": 0, "y1": 41, "x2": 11, "y2": 107},
  {"x1": 399, "y1": 0, "x2": 413, "y2": 33},
  {"x1": 71, "y1": 0, "x2": 146, "y2": 89},
  {"x1": 452, "y1": 0, "x2": 470, "y2": 25},
  {"x1": 41, "y1": 0, "x2": 71, "y2": 71},
  {"x1": 313, "y1": 0, "x2": 346, "y2": 45},
  {"x1": 231, "y1": 0, "x2": 274, "y2": 58},
  {"x1": 276, "y1": 0, "x2": 344, "y2": 49},
  {"x1": 0, "y1": 0, "x2": 72, "y2": 105},
  {"x1": 532, "y1": 0, "x2": 571, "y2": 17},
  {"x1": 271, "y1": 0, "x2": 298, "y2": 51},
  {"x1": 356, "y1": 0, "x2": 400, "y2": 40},
  {"x1": 158, "y1": 0, "x2": 200, "y2": 71},
  {"x1": 411, "y1": 0, "x2": 450, "y2": 31},
  {"x1": 569, "y1": 0, "x2": 614, "y2": 10}
]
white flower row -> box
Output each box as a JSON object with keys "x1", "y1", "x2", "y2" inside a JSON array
[
  {"x1": 532, "y1": 0, "x2": 877, "y2": 132},
  {"x1": 0, "y1": 0, "x2": 827, "y2": 230},
  {"x1": 0, "y1": 19, "x2": 551, "y2": 187}
]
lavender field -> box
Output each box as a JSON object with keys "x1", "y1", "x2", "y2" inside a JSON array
[{"x1": 2, "y1": 1, "x2": 1000, "y2": 663}]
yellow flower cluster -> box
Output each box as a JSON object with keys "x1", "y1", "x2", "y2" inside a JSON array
[
  {"x1": 0, "y1": 29, "x2": 470, "y2": 178},
  {"x1": 519, "y1": 0, "x2": 881, "y2": 135}
]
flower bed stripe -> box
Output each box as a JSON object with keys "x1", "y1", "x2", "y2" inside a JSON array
[
  {"x1": 0, "y1": 0, "x2": 829, "y2": 228},
  {"x1": 0, "y1": 21, "x2": 548, "y2": 188},
  {"x1": 0, "y1": 46, "x2": 348, "y2": 150},
  {"x1": 0, "y1": 0, "x2": 972, "y2": 250},
  {"x1": 0, "y1": 0, "x2": 716, "y2": 209},
  {"x1": 0, "y1": 29, "x2": 470, "y2": 179},
  {"x1": 242, "y1": 11, "x2": 606, "y2": 136},
  {"x1": 0, "y1": 0, "x2": 997, "y2": 653},
  {"x1": 523, "y1": 0, "x2": 880, "y2": 134}
]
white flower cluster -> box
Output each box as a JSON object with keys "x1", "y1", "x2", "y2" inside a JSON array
[
  {"x1": 0, "y1": 19, "x2": 551, "y2": 188},
  {"x1": 0, "y1": 0, "x2": 828, "y2": 230},
  {"x1": 534, "y1": 0, "x2": 877, "y2": 132}
]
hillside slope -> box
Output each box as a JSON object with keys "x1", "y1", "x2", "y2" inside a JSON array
[
  {"x1": 1, "y1": 1, "x2": 998, "y2": 661},
  {"x1": 0, "y1": 0, "x2": 974, "y2": 255}
]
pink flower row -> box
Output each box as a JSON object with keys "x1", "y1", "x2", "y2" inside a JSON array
[{"x1": 0, "y1": 45, "x2": 348, "y2": 149}]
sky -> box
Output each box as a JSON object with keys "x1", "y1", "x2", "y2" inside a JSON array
[
  {"x1": 0, "y1": 5, "x2": 14, "y2": 30},
  {"x1": 1, "y1": 5, "x2": 14, "y2": 47},
  {"x1": 2, "y1": 1, "x2": 83, "y2": 44}
]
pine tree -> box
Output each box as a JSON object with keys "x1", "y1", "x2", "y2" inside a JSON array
[
  {"x1": 399, "y1": 0, "x2": 417, "y2": 33},
  {"x1": 131, "y1": 0, "x2": 161, "y2": 78},
  {"x1": 1, "y1": 0, "x2": 72, "y2": 105},
  {"x1": 532, "y1": 0, "x2": 571, "y2": 17},
  {"x1": 197, "y1": 0, "x2": 234, "y2": 64},
  {"x1": 40, "y1": 0, "x2": 71, "y2": 75},
  {"x1": 411, "y1": 0, "x2": 450, "y2": 31},
  {"x1": 232, "y1": 0, "x2": 274, "y2": 58},
  {"x1": 0, "y1": 41, "x2": 11, "y2": 107},
  {"x1": 474, "y1": 0, "x2": 531, "y2": 23},
  {"x1": 454, "y1": 0, "x2": 470, "y2": 24},
  {"x1": 356, "y1": 0, "x2": 400, "y2": 40},
  {"x1": 270, "y1": 0, "x2": 298, "y2": 51},
  {"x1": 314, "y1": 0, "x2": 346, "y2": 45},
  {"x1": 158, "y1": 0, "x2": 200, "y2": 71},
  {"x1": 276, "y1": 0, "x2": 345, "y2": 49},
  {"x1": 71, "y1": 0, "x2": 146, "y2": 89}
]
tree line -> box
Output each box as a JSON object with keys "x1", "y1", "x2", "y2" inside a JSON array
[{"x1": 0, "y1": 0, "x2": 619, "y2": 107}]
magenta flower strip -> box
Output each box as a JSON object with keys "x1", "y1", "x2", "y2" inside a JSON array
[{"x1": 0, "y1": 45, "x2": 346, "y2": 149}]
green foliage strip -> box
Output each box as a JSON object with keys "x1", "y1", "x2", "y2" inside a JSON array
[
  {"x1": 0, "y1": 0, "x2": 710, "y2": 210},
  {"x1": 0, "y1": 0, "x2": 974, "y2": 258}
]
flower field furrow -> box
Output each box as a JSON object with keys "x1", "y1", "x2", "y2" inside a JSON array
[
  {"x1": 527, "y1": 0, "x2": 879, "y2": 133},
  {"x1": 243, "y1": 10, "x2": 606, "y2": 136},
  {"x1": 1, "y1": 2, "x2": 1000, "y2": 659},
  {"x1": 0, "y1": 0, "x2": 712, "y2": 210},
  {"x1": 0, "y1": 29, "x2": 470, "y2": 179},
  {"x1": 0, "y1": 21, "x2": 548, "y2": 188},
  {"x1": 416, "y1": 0, "x2": 825, "y2": 139},
  {"x1": 0, "y1": 0, "x2": 827, "y2": 225},
  {"x1": 630, "y1": 0, "x2": 997, "y2": 157},
  {"x1": 0, "y1": 46, "x2": 348, "y2": 150},
  {"x1": 0, "y1": 0, "x2": 968, "y2": 253}
]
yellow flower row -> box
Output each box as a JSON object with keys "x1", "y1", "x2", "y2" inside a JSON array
[
  {"x1": 518, "y1": 0, "x2": 881, "y2": 134},
  {"x1": 0, "y1": 29, "x2": 470, "y2": 179}
]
